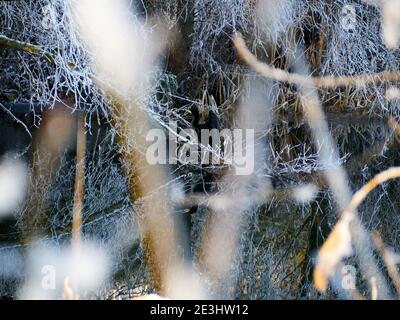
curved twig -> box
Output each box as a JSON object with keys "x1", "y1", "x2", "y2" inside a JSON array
[
  {"x1": 314, "y1": 167, "x2": 400, "y2": 294},
  {"x1": 233, "y1": 33, "x2": 400, "y2": 89},
  {"x1": 345, "y1": 167, "x2": 400, "y2": 214}
]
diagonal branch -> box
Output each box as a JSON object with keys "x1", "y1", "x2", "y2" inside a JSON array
[
  {"x1": 233, "y1": 33, "x2": 400, "y2": 89},
  {"x1": 0, "y1": 34, "x2": 77, "y2": 70},
  {"x1": 0, "y1": 34, "x2": 55, "y2": 64}
]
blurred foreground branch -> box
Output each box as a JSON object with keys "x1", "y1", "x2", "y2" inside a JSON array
[
  {"x1": 234, "y1": 33, "x2": 391, "y2": 299},
  {"x1": 315, "y1": 167, "x2": 400, "y2": 297},
  {"x1": 72, "y1": 112, "x2": 86, "y2": 244}
]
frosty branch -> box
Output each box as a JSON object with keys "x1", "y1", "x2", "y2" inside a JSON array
[{"x1": 0, "y1": 34, "x2": 54, "y2": 64}]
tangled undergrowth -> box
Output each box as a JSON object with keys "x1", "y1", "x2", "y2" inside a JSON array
[{"x1": 0, "y1": 0, "x2": 400, "y2": 300}]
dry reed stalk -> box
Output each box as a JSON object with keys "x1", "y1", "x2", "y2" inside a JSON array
[
  {"x1": 70, "y1": 0, "x2": 192, "y2": 296},
  {"x1": 346, "y1": 168, "x2": 400, "y2": 213},
  {"x1": 388, "y1": 116, "x2": 400, "y2": 136},
  {"x1": 22, "y1": 98, "x2": 76, "y2": 243},
  {"x1": 372, "y1": 231, "x2": 400, "y2": 298},
  {"x1": 371, "y1": 277, "x2": 378, "y2": 300},
  {"x1": 313, "y1": 213, "x2": 353, "y2": 292},
  {"x1": 62, "y1": 276, "x2": 79, "y2": 300},
  {"x1": 72, "y1": 112, "x2": 86, "y2": 244},
  {"x1": 197, "y1": 79, "x2": 272, "y2": 296},
  {"x1": 112, "y1": 98, "x2": 184, "y2": 295},
  {"x1": 314, "y1": 167, "x2": 400, "y2": 294},
  {"x1": 233, "y1": 33, "x2": 391, "y2": 298},
  {"x1": 233, "y1": 34, "x2": 400, "y2": 89}
]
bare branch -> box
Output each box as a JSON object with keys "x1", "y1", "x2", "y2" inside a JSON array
[
  {"x1": 233, "y1": 33, "x2": 400, "y2": 89},
  {"x1": 0, "y1": 34, "x2": 54, "y2": 64},
  {"x1": 72, "y1": 112, "x2": 87, "y2": 244}
]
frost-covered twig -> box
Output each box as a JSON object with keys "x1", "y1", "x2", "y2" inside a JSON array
[
  {"x1": 0, "y1": 34, "x2": 54, "y2": 64},
  {"x1": 0, "y1": 102, "x2": 32, "y2": 138}
]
